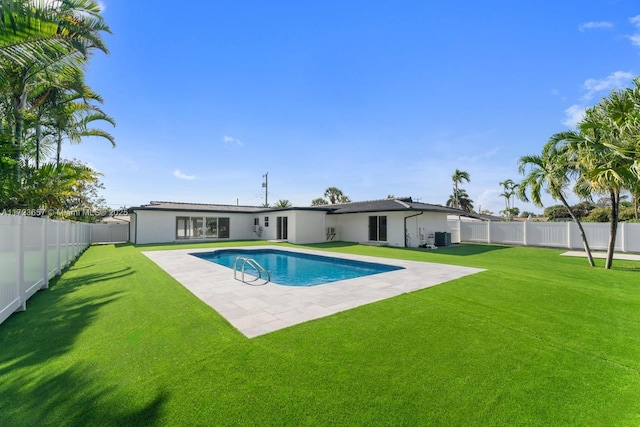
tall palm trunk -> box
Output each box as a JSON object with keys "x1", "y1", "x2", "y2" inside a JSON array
[
  {"x1": 559, "y1": 193, "x2": 595, "y2": 267},
  {"x1": 56, "y1": 131, "x2": 63, "y2": 166},
  {"x1": 12, "y1": 91, "x2": 27, "y2": 181},
  {"x1": 454, "y1": 182, "x2": 459, "y2": 209},
  {"x1": 605, "y1": 190, "x2": 619, "y2": 269},
  {"x1": 35, "y1": 120, "x2": 42, "y2": 169}
]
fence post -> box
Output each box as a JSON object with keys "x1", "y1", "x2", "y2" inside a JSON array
[
  {"x1": 55, "y1": 220, "x2": 61, "y2": 275},
  {"x1": 17, "y1": 215, "x2": 26, "y2": 312},
  {"x1": 64, "y1": 221, "x2": 69, "y2": 268},
  {"x1": 523, "y1": 221, "x2": 528, "y2": 247},
  {"x1": 41, "y1": 217, "x2": 48, "y2": 290},
  {"x1": 621, "y1": 222, "x2": 626, "y2": 253},
  {"x1": 567, "y1": 222, "x2": 572, "y2": 249},
  {"x1": 487, "y1": 220, "x2": 491, "y2": 244}
]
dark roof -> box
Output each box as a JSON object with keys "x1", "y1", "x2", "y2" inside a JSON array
[
  {"x1": 130, "y1": 201, "x2": 264, "y2": 213},
  {"x1": 129, "y1": 197, "x2": 483, "y2": 219},
  {"x1": 325, "y1": 197, "x2": 480, "y2": 217}
]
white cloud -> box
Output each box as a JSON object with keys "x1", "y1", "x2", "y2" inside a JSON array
[
  {"x1": 457, "y1": 147, "x2": 500, "y2": 163},
  {"x1": 121, "y1": 157, "x2": 137, "y2": 171},
  {"x1": 562, "y1": 104, "x2": 585, "y2": 128},
  {"x1": 579, "y1": 21, "x2": 613, "y2": 31},
  {"x1": 628, "y1": 15, "x2": 640, "y2": 47},
  {"x1": 476, "y1": 189, "x2": 503, "y2": 216},
  {"x1": 223, "y1": 135, "x2": 243, "y2": 146},
  {"x1": 582, "y1": 71, "x2": 634, "y2": 100},
  {"x1": 173, "y1": 170, "x2": 195, "y2": 180}
]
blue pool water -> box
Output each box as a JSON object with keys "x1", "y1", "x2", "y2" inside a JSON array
[{"x1": 192, "y1": 249, "x2": 404, "y2": 287}]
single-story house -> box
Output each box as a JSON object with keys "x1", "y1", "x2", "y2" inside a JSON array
[{"x1": 128, "y1": 197, "x2": 480, "y2": 247}]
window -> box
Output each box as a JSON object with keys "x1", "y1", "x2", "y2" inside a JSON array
[
  {"x1": 176, "y1": 217, "x2": 190, "y2": 239},
  {"x1": 176, "y1": 216, "x2": 230, "y2": 240},
  {"x1": 192, "y1": 217, "x2": 203, "y2": 238},
  {"x1": 264, "y1": 216, "x2": 269, "y2": 227},
  {"x1": 276, "y1": 216, "x2": 288, "y2": 240},
  {"x1": 218, "y1": 217, "x2": 230, "y2": 238},
  {"x1": 254, "y1": 218, "x2": 259, "y2": 226},
  {"x1": 368, "y1": 215, "x2": 387, "y2": 241},
  {"x1": 206, "y1": 217, "x2": 218, "y2": 238}
]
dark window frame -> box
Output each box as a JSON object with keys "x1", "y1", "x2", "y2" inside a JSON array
[{"x1": 368, "y1": 215, "x2": 387, "y2": 242}]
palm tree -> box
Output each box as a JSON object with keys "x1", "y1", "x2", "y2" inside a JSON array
[
  {"x1": 26, "y1": 66, "x2": 115, "y2": 167},
  {"x1": 51, "y1": 100, "x2": 116, "y2": 166},
  {"x1": 548, "y1": 82, "x2": 640, "y2": 269},
  {"x1": 518, "y1": 141, "x2": 595, "y2": 267},
  {"x1": 310, "y1": 197, "x2": 328, "y2": 206},
  {"x1": 0, "y1": 0, "x2": 111, "y2": 179},
  {"x1": 14, "y1": 160, "x2": 99, "y2": 213},
  {"x1": 446, "y1": 188, "x2": 474, "y2": 212},
  {"x1": 274, "y1": 199, "x2": 291, "y2": 208},
  {"x1": 572, "y1": 89, "x2": 638, "y2": 269},
  {"x1": 451, "y1": 169, "x2": 470, "y2": 209},
  {"x1": 499, "y1": 179, "x2": 518, "y2": 220},
  {"x1": 323, "y1": 187, "x2": 350, "y2": 204}
]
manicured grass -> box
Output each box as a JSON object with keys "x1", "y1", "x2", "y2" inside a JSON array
[{"x1": 1, "y1": 241, "x2": 640, "y2": 426}]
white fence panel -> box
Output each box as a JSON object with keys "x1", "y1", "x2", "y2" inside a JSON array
[
  {"x1": 460, "y1": 221, "x2": 488, "y2": 242},
  {"x1": 23, "y1": 216, "x2": 46, "y2": 301},
  {"x1": 491, "y1": 222, "x2": 524, "y2": 245},
  {"x1": 47, "y1": 220, "x2": 60, "y2": 279},
  {"x1": 624, "y1": 223, "x2": 640, "y2": 253},
  {"x1": 454, "y1": 219, "x2": 640, "y2": 254},
  {"x1": 448, "y1": 220, "x2": 460, "y2": 243},
  {"x1": 579, "y1": 223, "x2": 621, "y2": 252},
  {"x1": 62, "y1": 221, "x2": 70, "y2": 270},
  {"x1": 0, "y1": 215, "x2": 90, "y2": 326},
  {"x1": 527, "y1": 222, "x2": 569, "y2": 248},
  {"x1": 0, "y1": 216, "x2": 21, "y2": 325},
  {"x1": 90, "y1": 223, "x2": 129, "y2": 243}
]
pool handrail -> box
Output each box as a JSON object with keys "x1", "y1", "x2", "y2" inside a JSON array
[{"x1": 233, "y1": 256, "x2": 270, "y2": 286}]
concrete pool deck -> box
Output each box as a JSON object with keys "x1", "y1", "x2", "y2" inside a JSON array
[{"x1": 143, "y1": 246, "x2": 485, "y2": 338}]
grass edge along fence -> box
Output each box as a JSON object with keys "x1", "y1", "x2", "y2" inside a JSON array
[
  {"x1": 0, "y1": 214, "x2": 90, "y2": 326},
  {"x1": 449, "y1": 219, "x2": 640, "y2": 253}
]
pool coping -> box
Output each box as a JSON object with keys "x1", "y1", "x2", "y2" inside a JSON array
[{"x1": 143, "y1": 246, "x2": 485, "y2": 338}]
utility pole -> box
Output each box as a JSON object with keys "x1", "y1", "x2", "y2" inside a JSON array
[{"x1": 262, "y1": 172, "x2": 268, "y2": 207}]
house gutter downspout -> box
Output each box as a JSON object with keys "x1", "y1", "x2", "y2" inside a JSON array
[{"x1": 404, "y1": 211, "x2": 423, "y2": 247}]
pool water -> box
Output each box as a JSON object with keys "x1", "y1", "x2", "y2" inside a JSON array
[{"x1": 192, "y1": 249, "x2": 404, "y2": 286}]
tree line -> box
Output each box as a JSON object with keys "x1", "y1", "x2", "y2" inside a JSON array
[{"x1": 0, "y1": 0, "x2": 113, "y2": 221}]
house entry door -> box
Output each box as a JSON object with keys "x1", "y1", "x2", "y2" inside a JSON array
[{"x1": 276, "y1": 216, "x2": 288, "y2": 240}]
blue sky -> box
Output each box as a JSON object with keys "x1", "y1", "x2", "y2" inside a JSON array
[{"x1": 65, "y1": 1, "x2": 640, "y2": 214}]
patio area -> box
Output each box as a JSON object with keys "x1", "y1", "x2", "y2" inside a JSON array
[{"x1": 143, "y1": 246, "x2": 485, "y2": 338}]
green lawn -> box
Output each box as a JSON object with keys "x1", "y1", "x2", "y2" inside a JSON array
[{"x1": 1, "y1": 241, "x2": 639, "y2": 426}]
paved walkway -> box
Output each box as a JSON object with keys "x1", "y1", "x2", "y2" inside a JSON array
[
  {"x1": 561, "y1": 251, "x2": 640, "y2": 261},
  {"x1": 143, "y1": 246, "x2": 484, "y2": 338}
]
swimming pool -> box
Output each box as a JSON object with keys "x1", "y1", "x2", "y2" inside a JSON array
[{"x1": 192, "y1": 248, "x2": 404, "y2": 286}]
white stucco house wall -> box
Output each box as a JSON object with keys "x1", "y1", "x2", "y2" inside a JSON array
[{"x1": 128, "y1": 198, "x2": 477, "y2": 247}]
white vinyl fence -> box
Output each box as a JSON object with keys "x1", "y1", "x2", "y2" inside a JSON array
[
  {"x1": 90, "y1": 223, "x2": 129, "y2": 243},
  {"x1": 0, "y1": 215, "x2": 91, "y2": 326},
  {"x1": 449, "y1": 219, "x2": 640, "y2": 253}
]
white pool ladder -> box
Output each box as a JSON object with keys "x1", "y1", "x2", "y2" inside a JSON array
[{"x1": 233, "y1": 256, "x2": 270, "y2": 286}]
